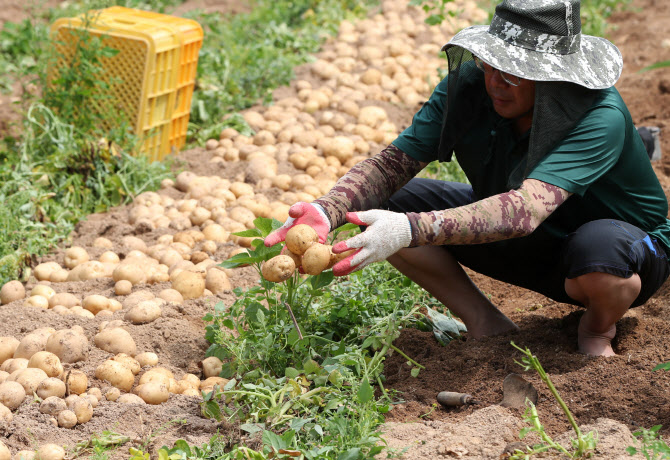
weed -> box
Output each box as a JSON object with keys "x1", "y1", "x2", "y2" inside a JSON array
[
  {"x1": 71, "y1": 431, "x2": 131, "y2": 460},
  {"x1": 509, "y1": 342, "x2": 597, "y2": 459},
  {"x1": 627, "y1": 425, "x2": 670, "y2": 460}
]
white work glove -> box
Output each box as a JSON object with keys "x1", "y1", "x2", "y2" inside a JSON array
[
  {"x1": 264, "y1": 202, "x2": 331, "y2": 247},
  {"x1": 331, "y1": 210, "x2": 412, "y2": 276}
]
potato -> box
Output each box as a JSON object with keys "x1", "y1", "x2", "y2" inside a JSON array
[
  {"x1": 200, "y1": 376, "x2": 229, "y2": 393},
  {"x1": 88, "y1": 387, "x2": 103, "y2": 400},
  {"x1": 57, "y1": 409, "x2": 78, "y2": 428},
  {"x1": 31, "y1": 284, "x2": 55, "y2": 299},
  {"x1": 15, "y1": 451, "x2": 36, "y2": 460},
  {"x1": 285, "y1": 224, "x2": 319, "y2": 255},
  {"x1": 0, "y1": 371, "x2": 8, "y2": 384},
  {"x1": 0, "y1": 441, "x2": 8, "y2": 460},
  {"x1": 46, "y1": 329, "x2": 89, "y2": 363},
  {"x1": 28, "y1": 351, "x2": 63, "y2": 377},
  {"x1": 62, "y1": 369, "x2": 88, "y2": 395},
  {"x1": 135, "y1": 352, "x2": 159, "y2": 368},
  {"x1": 201, "y1": 356, "x2": 223, "y2": 379},
  {"x1": 82, "y1": 393, "x2": 99, "y2": 408},
  {"x1": 124, "y1": 300, "x2": 162, "y2": 324},
  {"x1": 36, "y1": 377, "x2": 66, "y2": 399},
  {"x1": 14, "y1": 333, "x2": 48, "y2": 360},
  {"x1": 138, "y1": 382, "x2": 169, "y2": 405},
  {"x1": 23, "y1": 295, "x2": 49, "y2": 309},
  {"x1": 95, "y1": 360, "x2": 135, "y2": 392},
  {"x1": 122, "y1": 290, "x2": 155, "y2": 310},
  {"x1": 172, "y1": 270, "x2": 206, "y2": 300},
  {"x1": 37, "y1": 444, "x2": 65, "y2": 460},
  {"x1": 117, "y1": 393, "x2": 145, "y2": 404},
  {"x1": 261, "y1": 255, "x2": 296, "y2": 283},
  {"x1": 205, "y1": 267, "x2": 232, "y2": 294},
  {"x1": 0, "y1": 380, "x2": 26, "y2": 409},
  {"x1": 0, "y1": 402, "x2": 12, "y2": 427},
  {"x1": 0, "y1": 280, "x2": 25, "y2": 305},
  {"x1": 48, "y1": 292, "x2": 80, "y2": 309},
  {"x1": 301, "y1": 243, "x2": 332, "y2": 275},
  {"x1": 112, "y1": 354, "x2": 141, "y2": 375},
  {"x1": 1, "y1": 358, "x2": 27, "y2": 374},
  {"x1": 0, "y1": 337, "x2": 19, "y2": 365},
  {"x1": 72, "y1": 398, "x2": 93, "y2": 423},
  {"x1": 33, "y1": 262, "x2": 61, "y2": 282},
  {"x1": 99, "y1": 250, "x2": 120, "y2": 264},
  {"x1": 39, "y1": 395, "x2": 67, "y2": 416},
  {"x1": 64, "y1": 246, "x2": 90, "y2": 269},
  {"x1": 82, "y1": 294, "x2": 110, "y2": 315},
  {"x1": 94, "y1": 328, "x2": 136, "y2": 356},
  {"x1": 112, "y1": 263, "x2": 147, "y2": 285},
  {"x1": 15, "y1": 367, "x2": 48, "y2": 395},
  {"x1": 139, "y1": 371, "x2": 169, "y2": 387},
  {"x1": 104, "y1": 387, "x2": 121, "y2": 401}
]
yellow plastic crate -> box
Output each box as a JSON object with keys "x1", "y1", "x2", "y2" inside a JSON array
[
  {"x1": 50, "y1": 9, "x2": 201, "y2": 161},
  {"x1": 101, "y1": 7, "x2": 203, "y2": 151}
]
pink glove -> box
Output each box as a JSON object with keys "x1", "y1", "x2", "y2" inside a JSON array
[
  {"x1": 331, "y1": 210, "x2": 412, "y2": 276},
  {"x1": 264, "y1": 202, "x2": 331, "y2": 247}
]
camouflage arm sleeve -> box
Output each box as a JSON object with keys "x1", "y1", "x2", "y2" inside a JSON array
[
  {"x1": 314, "y1": 145, "x2": 424, "y2": 229},
  {"x1": 406, "y1": 179, "x2": 572, "y2": 246}
]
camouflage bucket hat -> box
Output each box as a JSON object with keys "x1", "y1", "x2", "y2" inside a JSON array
[{"x1": 443, "y1": 0, "x2": 623, "y2": 89}]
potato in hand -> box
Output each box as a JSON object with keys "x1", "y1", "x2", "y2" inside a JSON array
[{"x1": 262, "y1": 255, "x2": 296, "y2": 283}]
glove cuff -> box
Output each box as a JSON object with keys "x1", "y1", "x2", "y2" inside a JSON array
[{"x1": 311, "y1": 202, "x2": 331, "y2": 232}]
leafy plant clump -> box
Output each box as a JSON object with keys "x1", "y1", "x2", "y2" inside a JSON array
[{"x1": 157, "y1": 217, "x2": 464, "y2": 459}]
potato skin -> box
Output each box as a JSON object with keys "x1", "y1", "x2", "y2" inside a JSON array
[
  {"x1": 285, "y1": 224, "x2": 318, "y2": 255},
  {"x1": 261, "y1": 255, "x2": 296, "y2": 283},
  {"x1": 301, "y1": 243, "x2": 331, "y2": 275}
]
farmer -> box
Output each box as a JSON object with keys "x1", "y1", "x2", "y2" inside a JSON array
[{"x1": 265, "y1": 0, "x2": 670, "y2": 357}]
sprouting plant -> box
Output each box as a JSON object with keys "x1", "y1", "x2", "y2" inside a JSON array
[
  {"x1": 509, "y1": 342, "x2": 598, "y2": 459},
  {"x1": 71, "y1": 431, "x2": 130, "y2": 460},
  {"x1": 408, "y1": 0, "x2": 460, "y2": 26},
  {"x1": 626, "y1": 425, "x2": 670, "y2": 459}
]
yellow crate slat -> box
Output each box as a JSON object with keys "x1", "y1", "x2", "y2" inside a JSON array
[
  {"x1": 86, "y1": 6, "x2": 203, "y2": 151},
  {"x1": 49, "y1": 8, "x2": 202, "y2": 161}
]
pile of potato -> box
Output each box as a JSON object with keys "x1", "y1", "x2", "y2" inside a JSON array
[{"x1": 262, "y1": 225, "x2": 355, "y2": 282}]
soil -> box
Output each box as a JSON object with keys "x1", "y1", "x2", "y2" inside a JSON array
[{"x1": 2, "y1": 0, "x2": 670, "y2": 459}]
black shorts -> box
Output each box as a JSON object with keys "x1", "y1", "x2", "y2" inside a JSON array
[{"x1": 385, "y1": 179, "x2": 670, "y2": 307}]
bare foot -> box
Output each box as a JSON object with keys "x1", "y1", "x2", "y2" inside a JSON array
[{"x1": 578, "y1": 321, "x2": 616, "y2": 357}]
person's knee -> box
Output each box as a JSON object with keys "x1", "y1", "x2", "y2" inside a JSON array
[{"x1": 565, "y1": 271, "x2": 641, "y2": 307}]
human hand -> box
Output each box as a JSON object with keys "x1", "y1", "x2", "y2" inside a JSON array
[
  {"x1": 264, "y1": 202, "x2": 331, "y2": 247},
  {"x1": 331, "y1": 210, "x2": 412, "y2": 276}
]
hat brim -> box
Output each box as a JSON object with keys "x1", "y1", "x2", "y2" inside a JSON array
[{"x1": 443, "y1": 25, "x2": 622, "y2": 89}]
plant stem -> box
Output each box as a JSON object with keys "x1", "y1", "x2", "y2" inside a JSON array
[
  {"x1": 390, "y1": 344, "x2": 425, "y2": 370},
  {"x1": 283, "y1": 301, "x2": 303, "y2": 340}
]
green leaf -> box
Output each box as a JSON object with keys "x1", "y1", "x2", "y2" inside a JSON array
[
  {"x1": 220, "y1": 251, "x2": 254, "y2": 268},
  {"x1": 309, "y1": 270, "x2": 335, "y2": 290},
  {"x1": 639, "y1": 60, "x2": 670, "y2": 73},
  {"x1": 653, "y1": 362, "x2": 670, "y2": 371},
  {"x1": 303, "y1": 359, "x2": 321, "y2": 375},
  {"x1": 240, "y1": 423, "x2": 264, "y2": 434},
  {"x1": 285, "y1": 367, "x2": 300, "y2": 379},
  {"x1": 357, "y1": 377, "x2": 373, "y2": 404},
  {"x1": 410, "y1": 367, "x2": 420, "y2": 378},
  {"x1": 232, "y1": 229, "x2": 262, "y2": 238},
  {"x1": 254, "y1": 216, "x2": 283, "y2": 237},
  {"x1": 200, "y1": 399, "x2": 222, "y2": 421},
  {"x1": 425, "y1": 13, "x2": 444, "y2": 25},
  {"x1": 337, "y1": 448, "x2": 361, "y2": 460}
]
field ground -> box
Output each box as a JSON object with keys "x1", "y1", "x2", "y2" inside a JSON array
[{"x1": 2, "y1": 0, "x2": 670, "y2": 459}]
